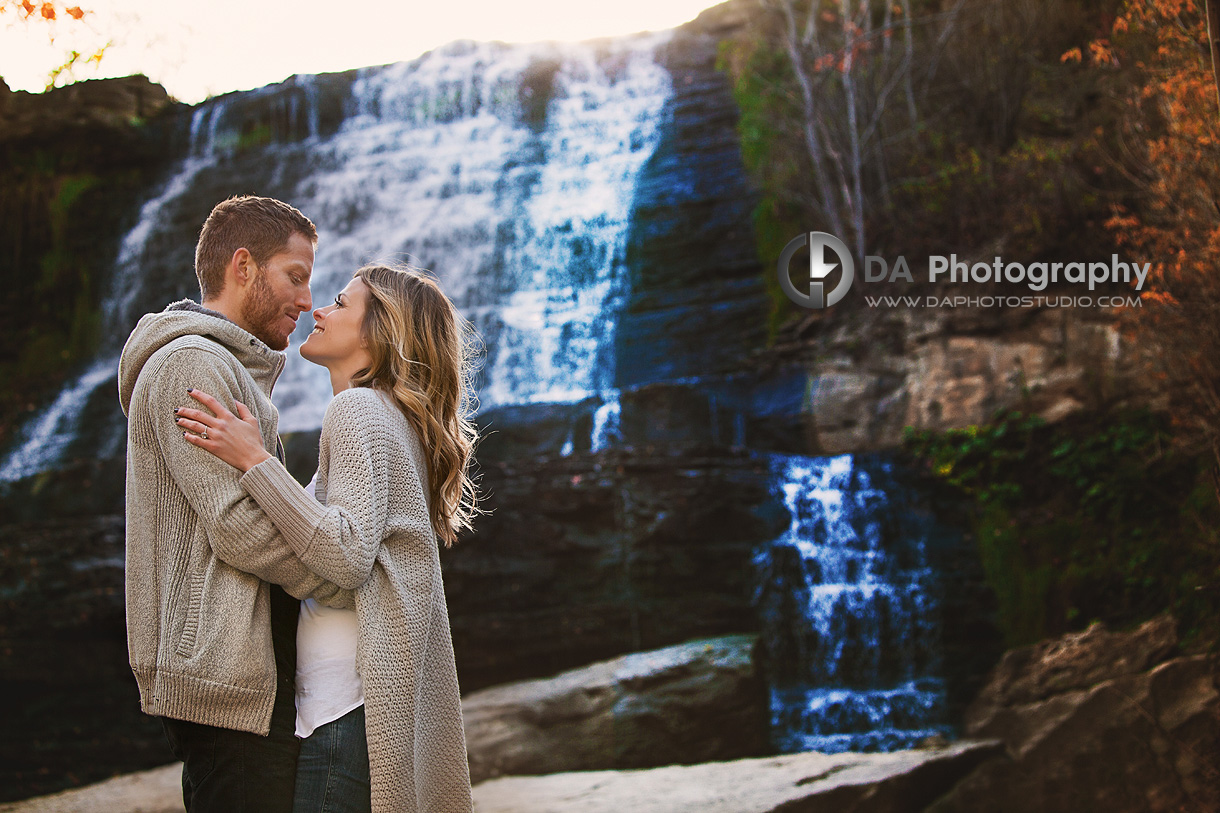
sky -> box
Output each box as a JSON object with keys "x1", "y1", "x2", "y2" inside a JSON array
[{"x1": 0, "y1": 0, "x2": 722, "y2": 103}]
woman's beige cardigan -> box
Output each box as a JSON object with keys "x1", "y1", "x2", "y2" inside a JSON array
[{"x1": 240, "y1": 386, "x2": 473, "y2": 813}]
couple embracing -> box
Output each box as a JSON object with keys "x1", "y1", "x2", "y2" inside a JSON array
[{"x1": 118, "y1": 195, "x2": 478, "y2": 812}]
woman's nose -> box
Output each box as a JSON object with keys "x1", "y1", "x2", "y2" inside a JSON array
[{"x1": 312, "y1": 307, "x2": 326, "y2": 321}]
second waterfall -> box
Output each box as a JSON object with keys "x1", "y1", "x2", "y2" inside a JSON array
[{"x1": 755, "y1": 454, "x2": 953, "y2": 753}]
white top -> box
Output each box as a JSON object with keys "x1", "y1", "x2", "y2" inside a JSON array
[{"x1": 294, "y1": 475, "x2": 364, "y2": 738}]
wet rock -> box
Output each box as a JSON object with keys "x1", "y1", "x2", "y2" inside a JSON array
[
  {"x1": 463, "y1": 634, "x2": 766, "y2": 783},
  {"x1": 443, "y1": 449, "x2": 789, "y2": 690},
  {"x1": 615, "y1": 0, "x2": 770, "y2": 390},
  {"x1": 0, "y1": 516, "x2": 126, "y2": 635}
]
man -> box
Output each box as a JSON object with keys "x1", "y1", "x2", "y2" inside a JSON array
[{"x1": 118, "y1": 195, "x2": 347, "y2": 812}]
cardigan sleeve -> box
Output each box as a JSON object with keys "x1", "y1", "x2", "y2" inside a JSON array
[
  {"x1": 146, "y1": 345, "x2": 348, "y2": 604},
  {"x1": 239, "y1": 388, "x2": 392, "y2": 590}
]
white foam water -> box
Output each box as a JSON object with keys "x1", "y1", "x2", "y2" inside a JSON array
[
  {"x1": 755, "y1": 454, "x2": 951, "y2": 753},
  {"x1": 272, "y1": 34, "x2": 673, "y2": 431},
  {"x1": 1, "y1": 34, "x2": 673, "y2": 479}
]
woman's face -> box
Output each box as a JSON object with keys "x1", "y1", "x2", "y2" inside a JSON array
[{"x1": 300, "y1": 276, "x2": 373, "y2": 371}]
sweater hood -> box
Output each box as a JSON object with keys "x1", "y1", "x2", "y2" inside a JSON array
[{"x1": 118, "y1": 300, "x2": 286, "y2": 415}]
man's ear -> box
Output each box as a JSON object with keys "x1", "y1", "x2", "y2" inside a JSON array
[{"x1": 229, "y1": 247, "x2": 255, "y2": 287}]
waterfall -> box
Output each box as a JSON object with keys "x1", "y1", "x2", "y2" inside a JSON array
[
  {"x1": 0, "y1": 362, "x2": 121, "y2": 482},
  {"x1": 754, "y1": 454, "x2": 951, "y2": 753},
  {"x1": 0, "y1": 33, "x2": 673, "y2": 480},
  {"x1": 272, "y1": 34, "x2": 673, "y2": 431},
  {"x1": 591, "y1": 392, "x2": 622, "y2": 451}
]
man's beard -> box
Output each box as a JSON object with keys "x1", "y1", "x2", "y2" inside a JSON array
[{"x1": 241, "y1": 268, "x2": 290, "y2": 350}]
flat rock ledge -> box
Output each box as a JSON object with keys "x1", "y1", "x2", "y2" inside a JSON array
[
  {"x1": 0, "y1": 763, "x2": 183, "y2": 813},
  {"x1": 471, "y1": 740, "x2": 1003, "y2": 813},
  {"x1": 0, "y1": 741, "x2": 1002, "y2": 813}
]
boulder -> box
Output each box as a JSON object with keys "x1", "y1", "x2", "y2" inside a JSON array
[
  {"x1": 463, "y1": 635, "x2": 767, "y2": 783},
  {"x1": 928, "y1": 616, "x2": 1220, "y2": 812},
  {"x1": 964, "y1": 614, "x2": 1177, "y2": 717},
  {"x1": 471, "y1": 740, "x2": 1004, "y2": 813}
]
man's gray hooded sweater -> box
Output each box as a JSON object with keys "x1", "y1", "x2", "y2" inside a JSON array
[{"x1": 118, "y1": 300, "x2": 347, "y2": 735}]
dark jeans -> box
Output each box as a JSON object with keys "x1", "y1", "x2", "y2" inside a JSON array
[
  {"x1": 292, "y1": 705, "x2": 372, "y2": 813},
  {"x1": 160, "y1": 692, "x2": 300, "y2": 813}
]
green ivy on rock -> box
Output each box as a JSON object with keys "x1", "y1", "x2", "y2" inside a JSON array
[{"x1": 904, "y1": 409, "x2": 1220, "y2": 650}]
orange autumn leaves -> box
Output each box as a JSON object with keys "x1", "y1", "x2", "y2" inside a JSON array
[
  {"x1": 1087, "y1": 0, "x2": 1220, "y2": 308},
  {"x1": 2, "y1": 0, "x2": 103, "y2": 87},
  {"x1": 1, "y1": 1, "x2": 86, "y2": 21},
  {"x1": 1088, "y1": 0, "x2": 1220, "y2": 460}
]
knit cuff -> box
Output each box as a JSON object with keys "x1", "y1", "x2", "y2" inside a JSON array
[{"x1": 240, "y1": 459, "x2": 325, "y2": 558}]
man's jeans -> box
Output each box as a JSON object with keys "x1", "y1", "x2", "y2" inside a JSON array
[
  {"x1": 160, "y1": 689, "x2": 299, "y2": 813},
  {"x1": 292, "y1": 705, "x2": 371, "y2": 813}
]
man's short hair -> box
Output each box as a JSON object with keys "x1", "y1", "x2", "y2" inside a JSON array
[{"x1": 195, "y1": 196, "x2": 318, "y2": 299}]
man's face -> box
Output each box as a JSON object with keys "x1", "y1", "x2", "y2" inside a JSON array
[{"x1": 239, "y1": 232, "x2": 314, "y2": 351}]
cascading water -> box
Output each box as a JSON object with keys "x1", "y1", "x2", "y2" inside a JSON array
[
  {"x1": 0, "y1": 35, "x2": 672, "y2": 480},
  {"x1": 754, "y1": 454, "x2": 952, "y2": 753},
  {"x1": 272, "y1": 35, "x2": 672, "y2": 430}
]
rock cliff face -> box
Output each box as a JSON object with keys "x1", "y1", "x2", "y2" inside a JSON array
[
  {"x1": 0, "y1": 74, "x2": 171, "y2": 137},
  {"x1": 443, "y1": 449, "x2": 787, "y2": 690},
  {"x1": 0, "y1": 1, "x2": 1160, "y2": 470},
  {"x1": 764, "y1": 300, "x2": 1155, "y2": 456},
  {"x1": 0, "y1": 75, "x2": 181, "y2": 450},
  {"x1": 0, "y1": 516, "x2": 166, "y2": 799},
  {"x1": 615, "y1": 0, "x2": 769, "y2": 390}
]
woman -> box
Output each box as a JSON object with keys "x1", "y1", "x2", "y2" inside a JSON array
[{"x1": 174, "y1": 265, "x2": 479, "y2": 813}]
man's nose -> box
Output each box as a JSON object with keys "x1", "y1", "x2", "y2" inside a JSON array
[{"x1": 297, "y1": 286, "x2": 312, "y2": 313}]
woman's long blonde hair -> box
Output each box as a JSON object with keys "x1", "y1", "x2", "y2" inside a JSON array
[{"x1": 350, "y1": 264, "x2": 480, "y2": 546}]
